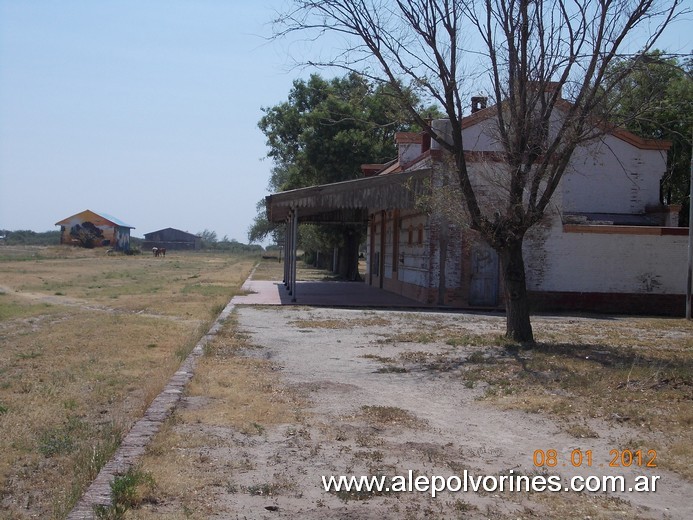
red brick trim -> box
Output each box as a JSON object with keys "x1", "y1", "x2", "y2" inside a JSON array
[
  {"x1": 529, "y1": 291, "x2": 685, "y2": 316},
  {"x1": 563, "y1": 224, "x2": 688, "y2": 236}
]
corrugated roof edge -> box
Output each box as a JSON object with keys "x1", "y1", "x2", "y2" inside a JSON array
[{"x1": 95, "y1": 211, "x2": 135, "y2": 229}]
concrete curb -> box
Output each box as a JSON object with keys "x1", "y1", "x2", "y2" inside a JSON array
[{"x1": 67, "y1": 293, "x2": 240, "y2": 518}]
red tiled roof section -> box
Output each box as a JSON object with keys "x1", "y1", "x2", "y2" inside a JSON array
[
  {"x1": 459, "y1": 97, "x2": 670, "y2": 151},
  {"x1": 361, "y1": 164, "x2": 387, "y2": 177},
  {"x1": 360, "y1": 158, "x2": 400, "y2": 177},
  {"x1": 460, "y1": 103, "x2": 496, "y2": 129},
  {"x1": 377, "y1": 161, "x2": 404, "y2": 175}
]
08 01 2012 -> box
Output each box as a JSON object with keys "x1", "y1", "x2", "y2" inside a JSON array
[{"x1": 533, "y1": 449, "x2": 657, "y2": 468}]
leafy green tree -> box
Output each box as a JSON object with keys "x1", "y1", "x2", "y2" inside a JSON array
[
  {"x1": 248, "y1": 201, "x2": 283, "y2": 245},
  {"x1": 1, "y1": 230, "x2": 60, "y2": 245},
  {"x1": 250, "y1": 72, "x2": 437, "y2": 279},
  {"x1": 197, "y1": 229, "x2": 218, "y2": 249},
  {"x1": 605, "y1": 51, "x2": 693, "y2": 224}
]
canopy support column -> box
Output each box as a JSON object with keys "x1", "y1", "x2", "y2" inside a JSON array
[
  {"x1": 290, "y1": 207, "x2": 298, "y2": 302},
  {"x1": 283, "y1": 217, "x2": 289, "y2": 288}
]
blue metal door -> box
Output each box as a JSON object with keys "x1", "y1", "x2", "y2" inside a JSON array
[{"x1": 469, "y1": 244, "x2": 499, "y2": 306}]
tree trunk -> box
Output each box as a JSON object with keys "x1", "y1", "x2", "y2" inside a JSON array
[{"x1": 498, "y1": 240, "x2": 534, "y2": 342}]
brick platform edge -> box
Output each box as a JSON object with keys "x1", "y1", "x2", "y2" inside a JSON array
[{"x1": 67, "y1": 288, "x2": 243, "y2": 519}]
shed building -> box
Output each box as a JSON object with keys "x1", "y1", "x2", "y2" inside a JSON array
[{"x1": 143, "y1": 228, "x2": 202, "y2": 251}]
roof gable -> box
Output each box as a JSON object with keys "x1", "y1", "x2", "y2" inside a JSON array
[
  {"x1": 55, "y1": 209, "x2": 134, "y2": 229},
  {"x1": 459, "y1": 98, "x2": 670, "y2": 151},
  {"x1": 144, "y1": 228, "x2": 200, "y2": 240}
]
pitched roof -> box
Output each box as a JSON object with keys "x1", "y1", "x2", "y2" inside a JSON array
[
  {"x1": 459, "y1": 97, "x2": 671, "y2": 151},
  {"x1": 55, "y1": 209, "x2": 135, "y2": 229},
  {"x1": 143, "y1": 228, "x2": 200, "y2": 240}
]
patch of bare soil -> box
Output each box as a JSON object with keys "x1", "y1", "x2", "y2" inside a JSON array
[{"x1": 136, "y1": 307, "x2": 692, "y2": 519}]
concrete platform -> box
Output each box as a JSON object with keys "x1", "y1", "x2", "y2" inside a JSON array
[{"x1": 236, "y1": 279, "x2": 432, "y2": 308}]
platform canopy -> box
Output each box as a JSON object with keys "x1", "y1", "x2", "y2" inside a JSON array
[{"x1": 265, "y1": 168, "x2": 432, "y2": 223}]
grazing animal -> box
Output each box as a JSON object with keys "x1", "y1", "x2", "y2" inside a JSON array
[
  {"x1": 152, "y1": 247, "x2": 159, "y2": 257},
  {"x1": 159, "y1": 247, "x2": 166, "y2": 257}
]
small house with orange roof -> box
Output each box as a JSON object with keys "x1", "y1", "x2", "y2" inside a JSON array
[{"x1": 55, "y1": 210, "x2": 134, "y2": 251}]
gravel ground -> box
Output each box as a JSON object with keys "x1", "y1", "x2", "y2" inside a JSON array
[{"x1": 175, "y1": 305, "x2": 693, "y2": 520}]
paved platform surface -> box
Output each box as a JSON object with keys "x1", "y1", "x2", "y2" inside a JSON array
[{"x1": 236, "y1": 279, "x2": 432, "y2": 308}]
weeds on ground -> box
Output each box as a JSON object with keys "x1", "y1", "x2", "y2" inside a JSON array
[
  {"x1": 93, "y1": 466, "x2": 155, "y2": 519},
  {"x1": 135, "y1": 310, "x2": 308, "y2": 514},
  {"x1": 473, "y1": 334, "x2": 691, "y2": 478},
  {"x1": 377, "y1": 329, "x2": 439, "y2": 344},
  {"x1": 359, "y1": 405, "x2": 425, "y2": 428},
  {"x1": 370, "y1": 315, "x2": 693, "y2": 480},
  {"x1": 244, "y1": 474, "x2": 296, "y2": 497},
  {"x1": 330, "y1": 474, "x2": 395, "y2": 502},
  {"x1": 290, "y1": 318, "x2": 349, "y2": 329}
]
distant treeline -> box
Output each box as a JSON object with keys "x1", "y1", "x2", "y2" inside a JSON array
[
  {"x1": 0, "y1": 229, "x2": 268, "y2": 252},
  {"x1": 0, "y1": 230, "x2": 61, "y2": 245},
  {"x1": 201, "y1": 239, "x2": 265, "y2": 253}
]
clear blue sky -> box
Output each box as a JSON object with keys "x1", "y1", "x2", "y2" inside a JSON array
[
  {"x1": 0, "y1": 0, "x2": 310, "y2": 243},
  {"x1": 0, "y1": 1, "x2": 690, "y2": 244}
]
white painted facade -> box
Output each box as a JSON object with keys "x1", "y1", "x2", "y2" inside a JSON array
[
  {"x1": 364, "y1": 108, "x2": 687, "y2": 314},
  {"x1": 524, "y1": 213, "x2": 687, "y2": 295},
  {"x1": 521, "y1": 125, "x2": 685, "y2": 299},
  {"x1": 561, "y1": 135, "x2": 666, "y2": 214}
]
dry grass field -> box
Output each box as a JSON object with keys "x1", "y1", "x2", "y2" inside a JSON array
[
  {"x1": 0, "y1": 246, "x2": 258, "y2": 519},
  {"x1": 3, "y1": 249, "x2": 692, "y2": 519}
]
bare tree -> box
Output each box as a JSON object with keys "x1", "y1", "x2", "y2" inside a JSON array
[{"x1": 274, "y1": 0, "x2": 684, "y2": 341}]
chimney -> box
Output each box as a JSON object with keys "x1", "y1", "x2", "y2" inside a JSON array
[
  {"x1": 471, "y1": 96, "x2": 487, "y2": 113},
  {"x1": 395, "y1": 132, "x2": 424, "y2": 164},
  {"x1": 429, "y1": 119, "x2": 453, "y2": 151}
]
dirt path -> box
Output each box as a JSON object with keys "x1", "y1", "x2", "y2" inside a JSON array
[{"x1": 183, "y1": 306, "x2": 691, "y2": 519}]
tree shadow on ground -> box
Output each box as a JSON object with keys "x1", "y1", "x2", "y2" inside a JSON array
[{"x1": 504, "y1": 341, "x2": 692, "y2": 392}]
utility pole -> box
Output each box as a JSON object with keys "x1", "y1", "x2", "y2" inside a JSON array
[{"x1": 687, "y1": 127, "x2": 692, "y2": 319}]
